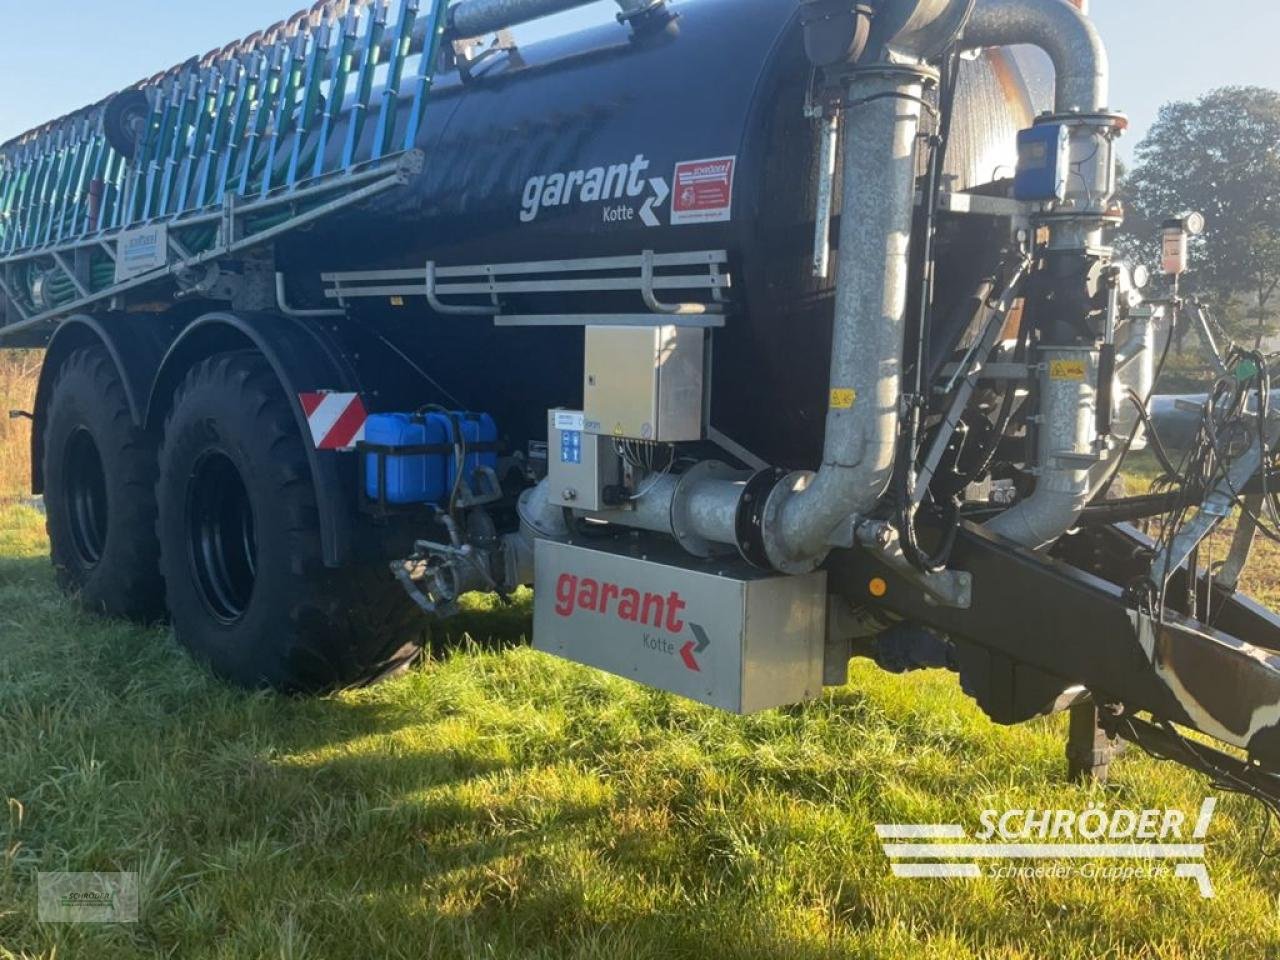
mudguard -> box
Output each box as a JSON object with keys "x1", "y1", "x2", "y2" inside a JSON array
[
  {"x1": 145, "y1": 311, "x2": 362, "y2": 568},
  {"x1": 32, "y1": 313, "x2": 176, "y2": 494}
]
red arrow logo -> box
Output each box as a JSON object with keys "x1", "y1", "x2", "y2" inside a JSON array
[{"x1": 680, "y1": 624, "x2": 711, "y2": 672}]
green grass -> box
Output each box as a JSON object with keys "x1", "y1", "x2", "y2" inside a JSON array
[
  {"x1": 2, "y1": 501, "x2": 1280, "y2": 959},
  {"x1": 0, "y1": 352, "x2": 38, "y2": 503}
]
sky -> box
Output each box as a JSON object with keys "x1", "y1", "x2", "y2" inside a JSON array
[{"x1": 0, "y1": 0, "x2": 1276, "y2": 158}]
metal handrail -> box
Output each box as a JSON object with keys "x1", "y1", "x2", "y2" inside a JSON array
[{"x1": 322, "y1": 249, "x2": 732, "y2": 326}]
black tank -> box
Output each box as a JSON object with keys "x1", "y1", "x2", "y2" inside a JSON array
[{"x1": 281, "y1": 0, "x2": 1045, "y2": 467}]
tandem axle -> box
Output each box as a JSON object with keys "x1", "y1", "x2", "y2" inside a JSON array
[{"x1": 4, "y1": 0, "x2": 1280, "y2": 803}]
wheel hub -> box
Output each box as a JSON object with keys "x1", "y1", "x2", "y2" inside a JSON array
[
  {"x1": 187, "y1": 450, "x2": 257, "y2": 624},
  {"x1": 63, "y1": 426, "x2": 108, "y2": 568}
]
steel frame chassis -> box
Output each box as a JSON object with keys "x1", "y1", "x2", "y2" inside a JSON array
[{"x1": 0, "y1": 152, "x2": 422, "y2": 338}]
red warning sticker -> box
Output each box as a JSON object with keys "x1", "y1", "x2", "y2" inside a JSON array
[{"x1": 671, "y1": 156, "x2": 736, "y2": 225}]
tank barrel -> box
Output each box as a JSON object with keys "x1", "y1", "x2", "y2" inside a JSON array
[{"x1": 596, "y1": 0, "x2": 979, "y2": 572}]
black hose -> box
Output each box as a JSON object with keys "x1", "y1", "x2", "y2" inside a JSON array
[
  {"x1": 1095, "y1": 309, "x2": 1178, "y2": 501},
  {"x1": 961, "y1": 301, "x2": 1033, "y2": 487},
  {"x1": 896, "y1": 46, "x2": 962, "y2": 574},
  {"x1": 1126, "y1": 389, "x2": 1181, "y2": 481}
]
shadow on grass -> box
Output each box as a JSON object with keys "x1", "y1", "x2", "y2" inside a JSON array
[
  {"x1": 424, "y1": 591, "x2": 534, "y2": 657},
  {"x1": 0, "y1": 553, "x2": 47, "y2": 588}
]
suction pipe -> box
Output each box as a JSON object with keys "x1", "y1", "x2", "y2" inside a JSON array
[{"x1": 972, "y1": 0, "x2": 1122, "y2": 550}]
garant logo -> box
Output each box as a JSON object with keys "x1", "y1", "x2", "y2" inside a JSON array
[
  {"x1": 553, "y1": 572, "x2": 709, "y2": 671},
  {"x1": 520, "y1": 154, "x2": 670, "y2": 228},
  {"x1": 680, "y1": 624, "x2": 711, "y2": 672}
]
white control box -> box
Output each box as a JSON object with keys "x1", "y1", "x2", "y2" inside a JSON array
[
  {"x1": 583, "y1": 325, "x2": 704, "y2": 442},
  {"x1": 547, "y1": 409, "x2": 621, "y2": 513}
]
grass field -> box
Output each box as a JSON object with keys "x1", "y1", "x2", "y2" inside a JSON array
[
  {"x1": 3, "y1": 389, "x2": 1280, "y2": 955},
  {"x1": 0, "y1": 352, "x2": 38, "y2": 502},
  {"x1": 4, "y1": 512, "x2": 1280, "y2": 957}
]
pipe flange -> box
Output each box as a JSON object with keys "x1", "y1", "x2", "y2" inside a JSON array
[
  {"x1": 670, "y1": 460, "x2": 741, "y2": 559},
  {"x1": 1033, "y1": 110, "x2": 1128, "y2": 130},
  {"x1": 840, "y1": 61, "x2": 940, "y2": 88},
  {"x1": 734, "y1": 468, "x2": 787, "y2": 569},
  {"x1": 759, "y1": 471, "x2": 825, "y2": 576}
]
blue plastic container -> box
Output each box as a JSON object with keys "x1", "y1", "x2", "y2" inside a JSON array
[
  {"x1": 441, "y1": 412, "x2": 499, "y2": 491},
  {"x1": 363, "y1": 413, "x2": 448, "y2": 504},
  {"x1": 364, "y1": 411, "x2": 499, "y2": 505}
]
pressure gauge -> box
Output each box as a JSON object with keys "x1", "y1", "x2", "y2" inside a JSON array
[
  {"x1": 1132, "y1": 264, "x2": 1151, "y2": 290},
  {"x1": 1161, "y1": 212, "x2": 1205, "y2": 276}
]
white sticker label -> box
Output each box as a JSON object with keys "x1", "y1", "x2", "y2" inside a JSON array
[
  {"x1": 671, "y1": 156, "x2": 736, "y2": 225},
  {"x1": 114, "y1": 224, "x2": 169, "y2": 283},
  {"x1": 554, "y1": 410, "x2": 586, "y2": 432}
]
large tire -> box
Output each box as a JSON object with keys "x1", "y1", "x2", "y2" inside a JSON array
[
  {"x1": 43, "y1": 345, "x2": 165, "y2": 621},
  {"x1": 155, "y1": 352, "x2": 425, "y2": 692}
]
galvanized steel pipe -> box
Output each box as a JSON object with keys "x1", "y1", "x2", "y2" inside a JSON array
[
  {"x1": 985, "y1": 347, "x2": 1102, "y2": 550},
  {"x1": 449, "y1": 0, "x2": 657, "y2": 38},
  {"x1": 969, "y1": 0, "x2": 1121, "y2": 549},
  {"x1": 963, "y1": 0, "x2": 1108, "y2": 113},
  {"x1": 588, "y1": 473, "x2": 742, "y2": 550},
  {"x1": 762, "y1": 64, "x2": 933, "y2": 571},
  {"x1": 579, "y1": 0, "x2": 976, "y2": 572}
]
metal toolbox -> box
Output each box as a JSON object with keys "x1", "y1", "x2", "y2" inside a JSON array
[{"x1": 533, "y1": 538, "x2": 827, "y2": 713}]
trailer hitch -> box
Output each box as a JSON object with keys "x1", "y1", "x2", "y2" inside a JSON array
[{"x1": 832, "y1": 517, "x2": 1280, "y2": 783}]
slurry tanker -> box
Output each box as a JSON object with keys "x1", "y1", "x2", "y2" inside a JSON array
[{"x1": 4, "y1": 0, "x2": 1280, "y2": 795}]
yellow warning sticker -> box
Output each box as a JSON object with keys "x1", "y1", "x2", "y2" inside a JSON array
[
  {"x1": 830, "y1": 388, "x2": 857, "y2": 410},
  {"x1": 1049, "y1": 359, "x2": 1087, "y2": 382},
  {"x1": 390, "y1": 296, "x2": 405, "y2": 307}
]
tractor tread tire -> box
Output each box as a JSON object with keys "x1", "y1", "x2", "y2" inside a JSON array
[
  {"x1": 43, "y1": 345, "x2": 165, "y2": 622},
  {"x1": 156, "y1": 351, "x2": 425, "y2": 693}
]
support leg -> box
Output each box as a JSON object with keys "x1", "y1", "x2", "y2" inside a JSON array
[{"x1": 1066, "y1": 701, "x2": 1124, "y2": 784}]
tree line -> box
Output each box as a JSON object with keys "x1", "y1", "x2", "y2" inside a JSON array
[{"x1": 1120, "y1": 86, "x2": 1280, "y2": 349}]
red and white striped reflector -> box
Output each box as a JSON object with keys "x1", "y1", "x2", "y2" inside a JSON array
[{"x1": 299, "y1": 392, "x2": 368, "y2": 451}]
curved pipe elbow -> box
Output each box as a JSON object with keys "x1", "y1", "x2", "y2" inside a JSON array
[
  {"x1": 985, "y1": 481, "x2": 1090, "y2": 552},
  {"x1": 771, "y1": 443, "x2": 898, "y2": 569},
  {"x1": 964, "y1": 0, "x2": 1109, "y2": 113}
]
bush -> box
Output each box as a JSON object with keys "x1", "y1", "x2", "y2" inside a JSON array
[{"x1": 0, "y1": 350, "x2": 40, "y2": 499}]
